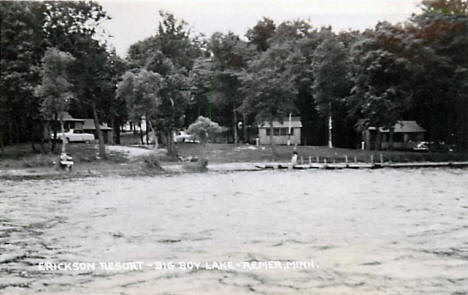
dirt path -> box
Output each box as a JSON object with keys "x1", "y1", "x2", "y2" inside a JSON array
[{"x1": 106, "y1": 145, "x2": 154, "y2": 159}]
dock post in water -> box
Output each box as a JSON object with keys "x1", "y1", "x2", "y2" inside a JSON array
[
  {"x1": 309, "y1": 156, "x2": 312, "y2": 164},
  {"x1": 345, "y1": 155, "x2": 348, "y2": 164},
  {"x1": 316, "y1": 156, "x2": 320, "y2": 163},
  {"x1": 380, "y1": 154, "x2": 384, "y2": 164}
]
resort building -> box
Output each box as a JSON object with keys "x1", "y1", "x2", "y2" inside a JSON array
[
  {"x1": 363, "y1": 120, "x2": 426, "y2": 150},
  {"x1": 258, "y1": 117, "x2": 302, "y2": 145},
  {"x1": 49, "y1": 112, "x2": 113, "y2": 144}
]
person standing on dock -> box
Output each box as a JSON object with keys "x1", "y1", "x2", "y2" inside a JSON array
[{"x1": 291, "y1": 151, "x2": 298, "y2": 166}]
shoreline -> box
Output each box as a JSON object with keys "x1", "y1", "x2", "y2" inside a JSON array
[{"x1": 2, "y1": 160, "x2": 468, "y2": 181}]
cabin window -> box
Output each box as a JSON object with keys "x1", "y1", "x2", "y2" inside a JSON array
[{"x1": 266, "y1": 127, "x2": 295, "y2": 136}]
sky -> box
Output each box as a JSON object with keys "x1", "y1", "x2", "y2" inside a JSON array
[{"x1": 98, "y1": 0, "x2": 422, "y2": 57}]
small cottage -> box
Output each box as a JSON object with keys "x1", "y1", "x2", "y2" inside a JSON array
[
  {"x1": 363, "y1": 120, "x2": 426, "y2": 150},
  {"x1": 53, "y1": 111, "x2": 85, "y2": 131},
  {"x1": 49, "y1": 112, "x2": 113, "y2": 144},
  {"x1": 258, "y1": 117, "x2": 302, "y2": 145}
]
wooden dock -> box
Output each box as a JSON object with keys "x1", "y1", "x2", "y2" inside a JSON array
[{"x1": 255, "y1": 161, "x2": 468, "y2": 170}]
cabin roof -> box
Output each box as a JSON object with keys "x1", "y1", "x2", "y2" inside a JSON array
[
  {"x1": 378, "y1": 121, "x2": 426, "y2": 133},
  {"x1": 83, "y1": 119, "x2": 112, "y2": 131},
  {"x1": 59, "y1": 111, "x2": 85, "y2": 122}
]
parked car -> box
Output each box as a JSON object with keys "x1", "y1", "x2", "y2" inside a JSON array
[
  {"x1": 413, "y1": 141, "x2": 430, "y2": 152},
  {"x1": 413, "y1": 141, "x2": 454, "y2": 153},
  {"x1": 173, "y1": 130, "x2": 198, "y2": 143},
  {"x1": 52, "y1": 129, "x2": 95, "y2": 143}
]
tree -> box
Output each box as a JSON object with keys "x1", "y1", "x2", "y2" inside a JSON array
[
  {"x1": 156, "y1": 66, "x2": 191, "y2": 157},
  {"x1": 411, "y1": 0, "x2": 468, "y2": 149},
  {"x1": 43, "y1": 1, "x2": 111, "y2": 159},
  {"x1": 209, "y1": 32, "x2": 252, "y2": 143},
  {"x1": 240, "y1": 43, "x2": 299, "y2": 157},
  {"x1": 117, "y1": 69, "x2": 164, "y2": 150},
  {"x1": 419, "y1": 0, "x2": 467, "y2": 15},
  {"x1": 188, "y1": 57, "x2": 213, "y2": 122},
  {"x1": 35, "y1": 48, "x2": 75, "y2": 154},
  {"x1": 127, "y1": 11, "x2": 203, "y2": 156},
  {"x1": 187, "y1": 116, "x2": 225, "y2": 146},
  {"x1": 258, "y1": 20, "x2": 337, "y2": 147},
  {"x1": 311, "y1": 38, "x2": 352, "y2": 148},
  {"x1": 100, "y1": 50, "x2": 128, "y2": 145},
  {"x1": 185, "y1": 116, "x2": 224, "y2": 170},
  {"x1": 0, "y1": 1, "x2": 47, "y2": 150},
  {"x1": 246, "y1": 17, "x2": 276, "y2": 52}
]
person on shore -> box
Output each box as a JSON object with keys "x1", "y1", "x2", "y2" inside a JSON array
[
  {"x1": 60, "y1": 153, "x2": 74, "y2": 171},
  {"x1": 291, "y1": 151, "x2": 298, "y2": 166}
]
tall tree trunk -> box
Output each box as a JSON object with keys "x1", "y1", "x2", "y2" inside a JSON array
[
  {"x1": 92, "y1": 105, "x2": 106, "y2": 159},
  {"x1": 233, "y1": 106, "x2": 238, "y2": 144},
  {"x1": 269, "y1": 122, "x2": 278, "y2": 159},
  {"x1": 29, "y1": 118, "x2": 38, "y2": 153},
  {"x1": 328, "y1": 101, "x2": 333, "y2": 148},
  {"x1": 51, "y1": 113, "x2": 58, "y2": 153},
  {"x1": 40, "y1": 121, "x2": 50, "y2": 154},
  {"x1": 13, "y1": 115, "x2": 19, "y2": 144},
  {"x1": 145, "y1": 117, "x2": 149, "y2": 145},
  {"x1": 166, "y1": 129, "x2": 178, "y2": 160},
  {"x1": 30, "y1": 135, "x2": 38, "y2": 153},
  {"x1": 60, "y1": 117, "x2": 67, "y2": 154},
  {"x1": 7, "y1": 118, "x2": 13, "y2": 146},
  {"x1": 112, "y1": 116, "x2": 120, "y2": 145},
  {"x1": 242, "y1": 113, "x2": 248, "y2": 143},
  {"x1": 139, "y1": 122, "x2": 144, "y2": 144},
  {"x1": 0, "y1": 129, "x2": 4, "y2": 155},
  {"x1": 462, "y1": 93, "x2": 468, "y2": 151},
  {"x1": 147, "y1": 119, "x2": 158, "y2": 150},
  {"x1": 40, "y1": 121, "x2": 47, "y2": 154},
  {"x1": 206, "y1": 95, "x2": 211, "y2": 118},
  {"x1": 31, "y1": 140, "x2": 38, "y2": 153},
  {"x1": 389, "y1": 129, "x2": 394, "y2": 150}
]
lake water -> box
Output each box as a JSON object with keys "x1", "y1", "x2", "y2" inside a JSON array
[{"x1": 1, "y1": 169, "x2": 467, "y2": 294}]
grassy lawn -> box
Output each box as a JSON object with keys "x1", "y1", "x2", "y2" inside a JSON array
[
  {"x1": 0, "y1": 143, "x2": 127, "y2": 169},
  {"x1": 113, "y1": 132, "x2": 468, "y2": 164},
  {"x1": 176, "y1": 143, "x2": 468, "y2": 163}
]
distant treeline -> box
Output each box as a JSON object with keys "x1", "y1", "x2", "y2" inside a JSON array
[{"x1": 1, "y1": 0, "x2": 467, "y2": 152}]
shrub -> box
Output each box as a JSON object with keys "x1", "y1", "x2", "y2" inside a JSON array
[
  {"x1": 22, "y1": 154, "x2": 55, "y2": 168},
  {"x1": 141, "y1": 152, "x2": 163, "y2": 170}
]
